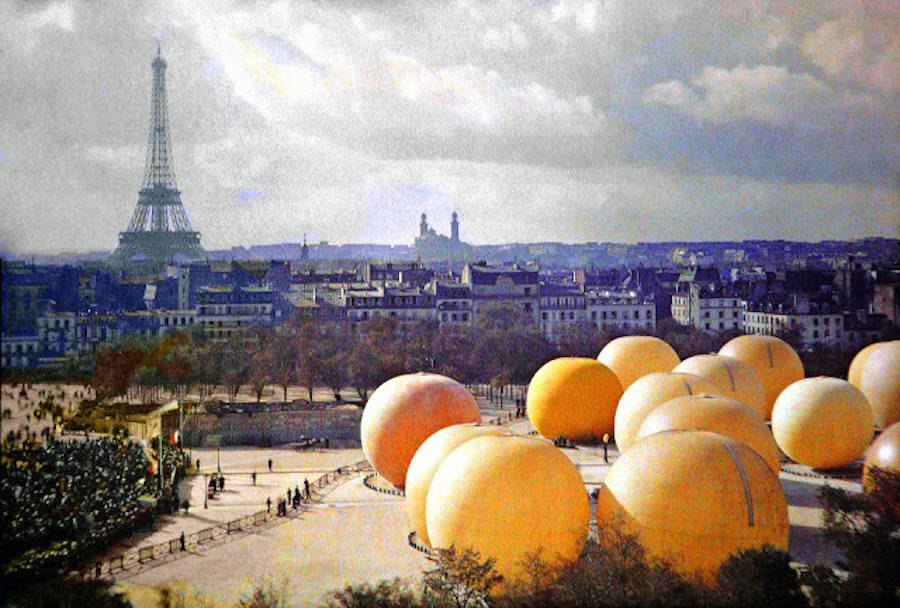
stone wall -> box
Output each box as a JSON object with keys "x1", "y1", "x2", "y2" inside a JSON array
[{"x1": 182, "y1": 407, "x2": 362, "y2": 446}]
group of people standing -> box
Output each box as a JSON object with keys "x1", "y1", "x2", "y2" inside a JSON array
[{"x1": 266, "y1": 478, "x2": 311, "y2": 516}]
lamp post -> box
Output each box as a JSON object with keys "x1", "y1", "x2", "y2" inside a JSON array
[
  {"x1": 217, "y1": 444, "x2": 221, "y2": 473},
  {"x1": 203, "y1": 474, "x2": 208, "y2": 509}
]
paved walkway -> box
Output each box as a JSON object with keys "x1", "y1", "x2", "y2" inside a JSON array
[{"x1": 94, "y1": 392, "x2": 861, "y2": 605}]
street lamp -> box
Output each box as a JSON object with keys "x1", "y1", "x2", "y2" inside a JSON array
[{"x1": 203, "y1": 474, "x2": 208, "y2": 509}]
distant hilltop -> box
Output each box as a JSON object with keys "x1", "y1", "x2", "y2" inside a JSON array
[{"x1": 2, "y1": 236, "x2": 897, "y2": 271}]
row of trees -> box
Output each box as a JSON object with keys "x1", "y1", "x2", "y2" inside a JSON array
[{"x1": 85, "y1": 307, "x2": 895, "y2": 407}]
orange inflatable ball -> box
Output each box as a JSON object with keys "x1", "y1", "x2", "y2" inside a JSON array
[
  {"x1": 771, "y1": 377, "x2": 874, "y2": 469},
  {"x1": 597, "y1": 336, "x2": 680, "y2": 391},
  {"x1": 361, "y1": 372, "x2": 481, "y2": 488},
  {"x1": 426, "y1": 435, "x2": 589, "y2": 592},
  {"x1": 405, "y1": 423, "x2": 510, "y2": 548},
  {"x1": 847, "y1": 341, "x2": 885, "y2": 387},
  {"x1": 595, "y1": 430, "x2": 788, "y2": 580},
  {"x1": 614, "y1": 372, "x2": 720, "y2": 452},
  {"x1": 849, "y1": 341, "x2": 900, "y2": 428},
  {"x1": 719, "y1": 335, "x2": 804, "y2": 419},
  {"x1": 636, "y1": 394, "x2": 780, "y2": 472},
  {"x1": 673, "y1": 354, "x2": 768, "y2": 420},
  {"x1": 526, "y1": 357, "x2": 623, "y2": 441},
  {"x1": 863, "y1": 422, "x2": 900, "y2": 491}
]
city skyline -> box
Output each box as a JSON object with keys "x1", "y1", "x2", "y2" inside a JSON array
[{"x1": 1, "y1": 1, "x2": 898, "y2": 256}]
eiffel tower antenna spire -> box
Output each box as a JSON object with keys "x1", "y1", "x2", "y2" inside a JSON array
[{"x1": 109, "y1": 44, "x2": 205, "y2": 269}]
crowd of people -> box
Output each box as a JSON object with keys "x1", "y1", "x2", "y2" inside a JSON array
[{"x1": 1, "y1": 435, "x2": 159, "y2": 581}]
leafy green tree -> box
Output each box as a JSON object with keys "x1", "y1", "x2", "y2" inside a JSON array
[
  {"x1": 326, "y1": 579, "x2": 419, "y2": 608},
  {"x1": 247, "y1": 331, "x2": 273, "y2": 403},
  {"x1": 268, "y1": 327, "x2": 299, "y2": 403},
  {"x1": 713, "y1": 546, "x2": 804, "y2": 607},
  {"x1": 221, "y1": 333, "x2": 249, "y2": 402},
  {"x1": 804, "y1": 467, "x2": 900, "y2": 606},
  {"x1": 424, "y1": 545, "x2": 504, "y2": 608}
]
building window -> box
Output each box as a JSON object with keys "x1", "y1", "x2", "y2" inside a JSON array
[{"x1": 813, "y1": 330, "x2": 819, "y2": 338}]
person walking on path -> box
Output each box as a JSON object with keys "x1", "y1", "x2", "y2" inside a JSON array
[
  {"x1": 268, "y1": 458, "x2": 273, "y2": 472},
  {"x1": 180, "y1": 531, "x2": 186, "y2": 552},
  {"x1": 196, "y1": 458, "x2": 200, "y2": 471},
  {"x1": 266, "y1": 497, "x2": 271, "y2": 513},
  {"x1": 252, "y1": 471, "x2": 257, "y2": 486},
  {"x1": 304, "y1": 478, "x2": 310, "y2": 500}
]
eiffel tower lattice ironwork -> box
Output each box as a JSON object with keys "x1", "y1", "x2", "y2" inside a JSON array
[{"x1": 109, "y1": 44, "x2": 205, "y2": 267}]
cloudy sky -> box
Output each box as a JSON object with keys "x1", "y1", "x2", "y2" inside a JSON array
[{"x1": 0, "y1": 0, "x2": 897, "y2": 255}]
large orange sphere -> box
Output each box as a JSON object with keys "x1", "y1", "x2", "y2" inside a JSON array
[
  {"x1": 863, "y1": 422, "x2": 900, "y2": 490},
  {"x1": 673, "y1": 354, "x2": 768, "y2": 420},
  {"x1": 361, "y1": 373, "x2": 481, "y2": 488},
  {"x1": 595, "y1": 430, "x2": 788, "y2": 580},
  {"x1": 405, "y1": 423, "x2": 510, "y2": 548},
  {"x1": 597, "y1": 336, "x2": 680, "y2": 391},
  {"x1": 614, "y1": 372, "x2": 720, "y2": 452},
  {"x1": 771, "y1": 377, "x2": 874, "y2": 469},
  {"x1": 719, "y1": 335, "x2": 805, "y2": 419},
  {"x1": 636, "y1": 394, "x2": 780, "y2": 472},
  {"x1": 847, "y1": 342, "x2": 884, "y2": 386},
  {"x1": 426, "y1": 435, "x2": 589, "y2": 591},
  {"x1": 849, "y1": 341, "x2": 900, "y2": 428},
  {"x1": 527, "y1": 357, "x2": 623, "y2": 441}
]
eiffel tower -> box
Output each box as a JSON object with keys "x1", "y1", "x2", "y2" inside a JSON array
[{"x1": 109, "y1": 44, "x2": 205, "y2": 268}]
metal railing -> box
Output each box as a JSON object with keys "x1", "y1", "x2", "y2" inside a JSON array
[
  {"x1": 82, "y1": 459, "x2": 371, "y2": 580},
  {"x1": 362, "y1": 473, "x2": 405, "y2": 496}
]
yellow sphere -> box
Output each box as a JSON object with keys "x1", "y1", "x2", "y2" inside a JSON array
[
  {"x1": 673, "y1": 354, "x2": 768, "y2": 420},
  {"x1": 526, "y1": 357, "x2": 623, "y2": 441},
  {"x1": 771, "y1": 377, "x2": 874, "y2": 469},
  {"x1": 614, "y1": 372, "x2": 720, "y2": 452},
  {"x1": 847, "y1": 342, "x2": 884, "y2": 387},
  {"x1": 595, "y1": 430, "x2": 788, "y2": 580},
  {"x1": 426, "y1": 435, "x2": 589, "y2": 591},
  {"x1": 405, "y1": 423, "x2": 510, "y2": 548},
  {"x1": 863, "y1": 422, "x2": 900, "y2": 490},
  {"x1": 849, "y1": 341, "x2": 900, "y2": 428},
  {"x1": 719, "y1": 335, "x2": 805, "y2": 419},
  {"x1": 361, "y1": 372, "x2": 481, "y2": 488},
  {"x1": 597, "y1": 336, "x2": 681, "y2": 391},
  {"x1": 636, "y1": 394, "x2": 780, "y2": 472}
]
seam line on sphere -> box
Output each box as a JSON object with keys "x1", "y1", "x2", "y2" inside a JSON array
[
  {"x1": 765, "y1": 342, "x2": 774, "y2": 368},
  {"x1": 682, "y1": 378, "x2": 693, "y2": 395},
  {"x1": 723, "y1": 361, "x2": 736, "y2": 392},
  {"x1": 724, "y1": 443, "x2": 754, "y2": 527}
]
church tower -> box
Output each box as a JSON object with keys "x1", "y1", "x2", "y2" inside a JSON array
[{"x1": 451, "y1": 211, "x2": 459, "y2": 243}]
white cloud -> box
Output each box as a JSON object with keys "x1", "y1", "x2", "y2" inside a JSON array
[
  {"x1": 483, "y1": 22, "x2": 529, "y2": 52},
  {"x1": 23, "y1": 1, "x2": 74, "y2": 31},
  {"x1": 644, "y1": 64, "x2": 876, "y2": 130},
  {"x1": 800, "y1": 17, "x2": 899, "y2": 97}
]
